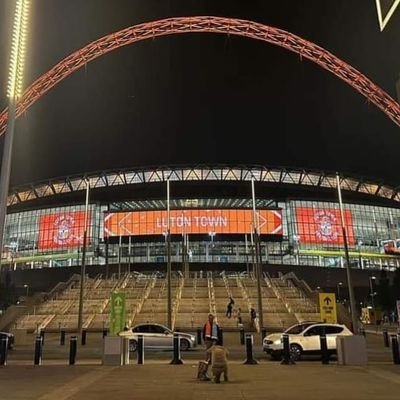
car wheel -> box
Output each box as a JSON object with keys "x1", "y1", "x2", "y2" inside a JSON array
[
  {"x1": 290, "y1": 344, "x2": 302, "y2": 361},
  {"x1": 180, "y1": 339, "x2": 190, "y2": 351},
  {"x1": 129, "y1": 340, "x2": 137, "y2": 352}
]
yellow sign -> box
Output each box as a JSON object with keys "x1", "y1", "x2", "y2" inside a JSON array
[{"x1": 319, "y1": 293, "x2": 337, "y2": 324}]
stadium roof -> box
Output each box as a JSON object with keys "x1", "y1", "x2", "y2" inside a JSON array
[{"x1": 0, "y1": 1, "x2": 400, "y2": 188}]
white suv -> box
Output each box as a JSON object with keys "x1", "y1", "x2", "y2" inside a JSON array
[{"x1": 263, "y1": 322, "x2": 352, "y2": 360}]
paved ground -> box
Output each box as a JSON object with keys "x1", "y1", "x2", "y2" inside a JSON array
[{"x1": 1, "y1": 331, "x2": 400, "y2": 399}]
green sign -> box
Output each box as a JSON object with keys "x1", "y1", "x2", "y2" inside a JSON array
[{"x1": 110, "y1": 292, "x2": 126, "y2": 336}]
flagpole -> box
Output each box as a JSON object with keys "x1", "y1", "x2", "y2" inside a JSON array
[
  {"x1": 167, "y1": 179, "x2": 172, "y2": 329},
  {"x1": 336, "y1": 173, "x2": 358, "y2": 332}
]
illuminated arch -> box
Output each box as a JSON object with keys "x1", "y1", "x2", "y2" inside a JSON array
[{"x1": 1, "y1": 16, "x2": 400, "y2": 134}]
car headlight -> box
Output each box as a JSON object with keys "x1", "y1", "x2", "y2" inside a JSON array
[{"x1": 274, "y1": 339, "x2": 282, "y2": 345}]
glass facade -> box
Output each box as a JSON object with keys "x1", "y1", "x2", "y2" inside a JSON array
[{"x1": 2, "y1": 199, "x2": 400, "y2": 271}]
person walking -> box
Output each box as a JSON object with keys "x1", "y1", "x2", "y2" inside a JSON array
[
  {"x1": 250, "y1": 307, "x2": 257, "y2": 329},
  {"x1": 206, "y1": 344, "x2": 229, "y2": 383},
  {"x1": 225, "y1": 296, "x2": 235, "y2": 318}
]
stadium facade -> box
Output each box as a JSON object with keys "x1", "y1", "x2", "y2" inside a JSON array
[{"x1": 2, "y1": 165, "x2": 400, "y2": 272}]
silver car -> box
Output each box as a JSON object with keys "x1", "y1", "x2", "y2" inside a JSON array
[{"x1": 119, "y1": 323, "x2": 196, "y2": 352}]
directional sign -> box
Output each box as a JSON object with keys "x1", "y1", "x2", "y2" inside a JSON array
[
  {"x1": 110, "y1": 292, "x2": 126, "y2": 336},
  {"x1": 319, "y1": 293, "x2": 337, "y2": 324}
]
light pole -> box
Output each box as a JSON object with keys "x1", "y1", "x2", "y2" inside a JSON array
[
  {"x1": 251, "y1": 178, "x2": 264, "y2": 330},
  {"x1": 0, "y1": 0, "x2": 31, "y2": 278},
  {"x1": 369, "y1": 275, "x2": 376, "y2": 308},
  {"x1": 166, "y1": 179, "x2": 172, "y2": 329},
  {"x1": 77, "y1": 178, "x2": 90, "y2": 333},
  {"x1": 23, "y1": 283, "x2": 29, "y2": 297},
  {"x1": 208, "y1": 232, "x2": 216, "y2": 263},
  {"x1": 336, "y1": 174, "x2": 358, "y2": 332}
]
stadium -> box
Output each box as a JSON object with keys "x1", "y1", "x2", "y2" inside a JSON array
[{"x1": 1, "y1": 3, "x2": 400, "y2": 334}]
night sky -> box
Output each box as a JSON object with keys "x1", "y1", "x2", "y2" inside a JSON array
[{"x1": 0, "y1": 0, "x2": 400, "y2": 189}]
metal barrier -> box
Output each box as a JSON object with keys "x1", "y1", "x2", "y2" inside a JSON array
[
  {"x1": 0, "y1": 337, "x2": 8, "y2": 366},
  {"x1": 243, "y1": 334, "x2": 258, "y2": 365},
  {"x1": 69, "y1": 336, "x2": 77, "y2": 365},
  {"x1": 170, "y1": 334, "x2": 183, "y2": 365},
  {"x1": 34, "y1": 336, "x2": 43, "y2": 366},
  {"x1": 281, "y1": 333, "x2": 295, "y2": 365},
  {"x1": 137, "y1": 335, "x2": 144, "y2": 365}
]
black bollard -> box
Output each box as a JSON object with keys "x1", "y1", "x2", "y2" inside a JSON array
[
  {"x1": 137, "y1": 335, "x2": 144, "y2": 364},
  {"x1": 281, "y1": 333, "x2": 295, "y2": 365},
  {"x1": 40, "y1": 330, "x2": 45, "y2": 346},
  {"x1": 81, "y1": 329, "x2": 87, "y2": 346},
  {"x1": 197, "y1": 328, "x2": 202, "y2": 345},
  {"x1": 218, "y1": 328, "x2": 224, "y2": 346},
  {"x1": 391, "y1": 335, "x2": 400, "y2": 365},
  {"x1": 170, "y1": 334, "x2": 183, "y2": 365},
  {"x1": 102, "y1": 328, "x2": 108, "y2": 338},
  {"x1": 243, "y1": 333, "x2": 258, "y2": 365},
  {"x1": 319, "y1": 332, "x2": 329, "y2": 365},
  {"x1": 383, "y1": 329, "x2": 390, "y2": 347},
  {"x1": 60, "y1": 329, "x2": 66, "y2": 346},
  {"x1": 34, "y1": 336, "x2": 43, "y2": 366},
  {"x1": 69, "y1": 336, "x2": 77, "y2": 365},
  {"x1": 261, "y1": 327, "x2": 267, "y2": 340},
  {"x1": 0, "y1": 337, "x2": 8, "y2": 366},
  {"x1": 240, "y1": 327, "x2": 245, "y2": 345}
]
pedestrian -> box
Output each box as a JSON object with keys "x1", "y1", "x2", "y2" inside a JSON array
[
  {"x1": 203, "y1": 314, "x2": 220, "y2": 351},
  {"x1": 206, "y1": 344, "x2": 229, "y2": 383},
  {"x1": 226, "y1": 301, "x2": 233, "y2": 318}
]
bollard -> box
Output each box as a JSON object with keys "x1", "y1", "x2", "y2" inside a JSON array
[
  {"x1": 60, "y1": 329, "x2": 66, "y2": 346},
  {"x1": 391, "y1": 335, "x2": 400, "y2": 365},
  {"x1": 218, "y1": 328, "x2": 224, "y2": 346},
  {"x1": 243, "y1": 333, "x2": 258, "y2": 365},
  {"x1": 0, "y1": 337, "x2": 8, "y2": 366},
  {"x1": 319, "y1": 332, "x2": 329, "y2": 365},
  {"x1": 81, "y1": 329, "x2": 87, "y2": 346},
  {"x1": 40, "y1": 329, "x2": 45, "y2": 346},
  {"x1": 102, "y1": 328, "x2": 108, "y2": 338},
  {"x1": 196, "y1": 328, "x2": 202, "y2": 345},
  {"x1": 69, "y1": 336, "x2": 77, "y2": 365},
  {"x1": 383, "y1": 329, "x2": 390, "y2": 347},
  {"x1": 261, "y1": 327, "x2": 267, "y2": 341},
  {"x1": 137, "y1": 335, "x2": 144, "y2": 365},
  {"x1": 281, "y1": 333, "x2": 295, "y2": 365},
  {"x1": 240, "y1": 327, "x2": 245, "y2": 345},
  {"x1": 170, "y1": 334, "x2": 183, "y2": 365},
  {"x1": 34, "y1": 336, "x2": 43, "y2": 366}
]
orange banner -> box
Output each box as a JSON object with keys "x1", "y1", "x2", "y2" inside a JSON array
[
  {"x1": 296, "y1": 207, "x2": 355, "y2": 245},
  {"x1": 104, "y1": 209, "x2": 282, "y2": 237},
  {"x1": 38, "y1": 211, "x2": 90, "y2": 249}
]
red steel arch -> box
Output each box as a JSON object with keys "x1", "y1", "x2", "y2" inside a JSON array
[{"x1": 1, "y1": 16, "x2": 400, "y2": 134}]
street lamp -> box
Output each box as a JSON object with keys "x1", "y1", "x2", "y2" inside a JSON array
[
  {"x1": 0, "y1": 0, "x2": 31, "y2": 277},
  {"x1": 23, "y1": 283, "x2": 29, "y2": 297},
  {"x1": 337, "y1": 282, "x2": 343, "y2": 302},
  {"x1": 369, "y1": 276, "x2": 377, "y2": 308}
]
